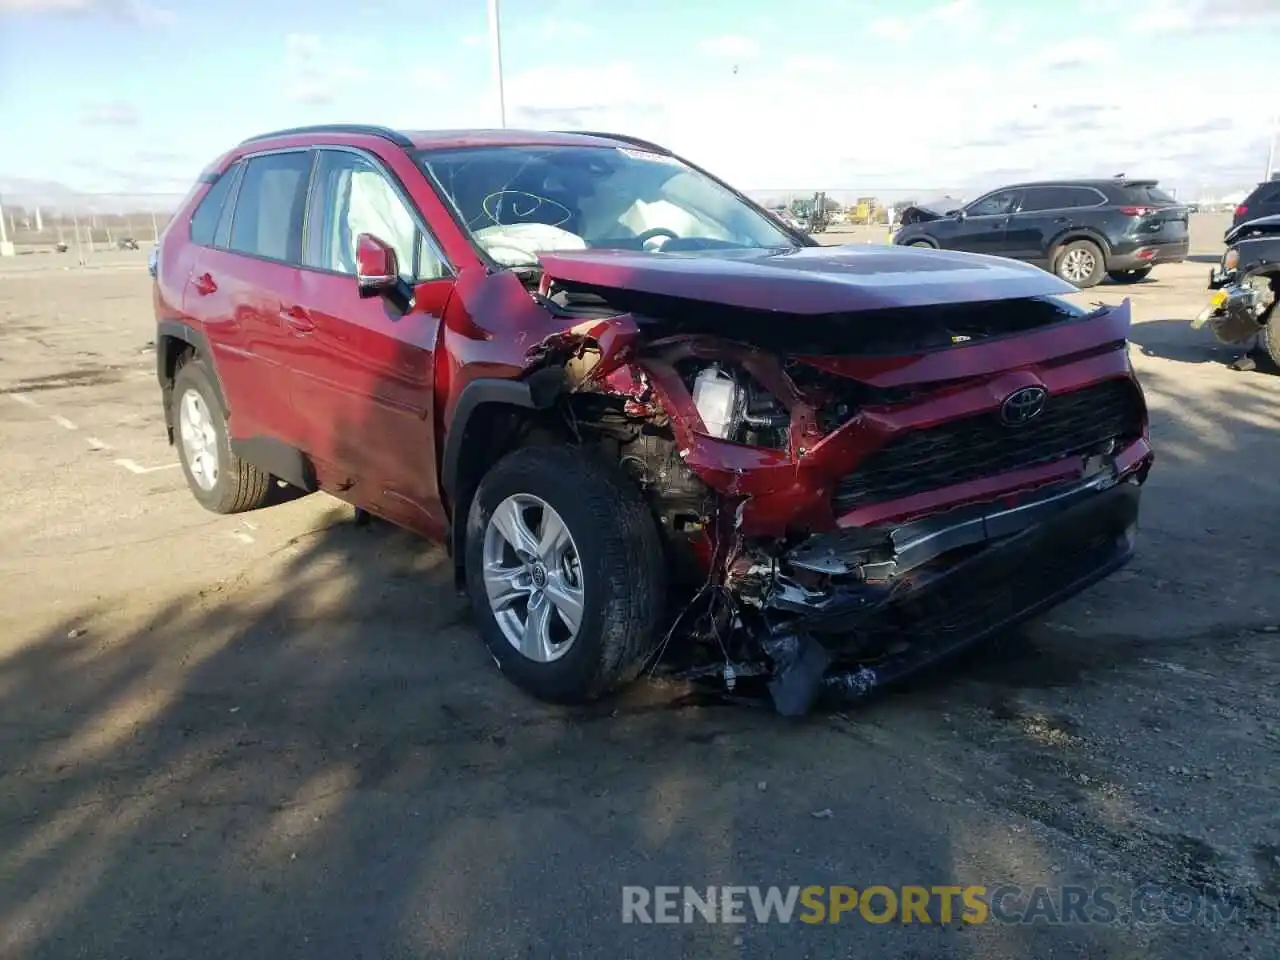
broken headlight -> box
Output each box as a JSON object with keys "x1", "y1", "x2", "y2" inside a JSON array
[{"x1": 691, "y1": 363, "x2": 789, "y2": 449}]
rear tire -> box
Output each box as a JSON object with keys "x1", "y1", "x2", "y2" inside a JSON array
[
  {"x1": 1055, "y1": 240, "x2": 1105, "y2": 288},
  {"x1": 464, "y1": 445, "x2": 666, "y2": 704},
  {"x1": 1108, "y1": 267, "x2": 1153, "y2": 284},
  {"x1": 908, "y1": 239, "x2": 934, "y2": 248},
  {"x1": 172, "y1": 358, "x2": 272, "y2": 514}
]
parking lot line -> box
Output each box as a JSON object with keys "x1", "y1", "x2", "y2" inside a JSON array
[
  {"x1": 6, "y1": 392, "x2": 39, "y2": 408},
  {"x1": 50, "y1": 414, "x2": 78, "y2": 431},
  {"x1": 85, "y1": 436, "x2": 113, "y2": 451},
  {"x1": 113, "y1": 458, "x2": 179, "y2": 475}
]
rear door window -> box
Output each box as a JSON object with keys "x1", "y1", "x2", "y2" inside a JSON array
[{"x1": 227, "y1": 151, "x2": 314, "y2": 263}]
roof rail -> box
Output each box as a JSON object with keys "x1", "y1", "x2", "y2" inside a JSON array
[
  {"x1": 556, "y1": 130, "x2": 672, "y2": 154},
  {"x1": 239, "y1": 124, "x2": 414, "y2": 148}
]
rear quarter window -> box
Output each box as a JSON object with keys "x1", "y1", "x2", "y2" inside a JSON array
[
  {"x1": 1119, "y1": 184, "x2": 1176, "y2": 204},
  {"x1": 189, "y1": 170, "x2": 237, "y2": 247}
]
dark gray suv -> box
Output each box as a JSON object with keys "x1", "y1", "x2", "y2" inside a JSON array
[
  {"x1": 1230, "y1": 175, "x2": 1280, "y2": 233},
  {"x1": 893, "y1": 178, "x2": 1190, "y2": 289}
]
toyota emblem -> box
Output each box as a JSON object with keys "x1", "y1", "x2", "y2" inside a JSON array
[{"x1": 1000, "y1": 386, "x2": 1047, "y2": 426}]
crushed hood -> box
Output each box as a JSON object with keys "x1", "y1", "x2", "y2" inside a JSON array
[
  {"x1": 899, "y1": 196, "x2": 965, "y2": 225},
  {"x1": 537, "y1": 244, "x2": 1076, "y2": 315}
]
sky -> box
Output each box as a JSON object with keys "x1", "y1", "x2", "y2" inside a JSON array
[{"x1": 0, "y1": 0, "x2": 1277, "y2": 205}]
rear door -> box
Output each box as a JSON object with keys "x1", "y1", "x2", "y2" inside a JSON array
[
  {"x1": 1004, "y1": 185, "x2": 1106, "y2": 264},
  {"x1": 1117, "y1": 181, "x2": 1188, "y2": 246},
  {"x1": 288, "y1": 147, "x2": 454, "y2": 533},
  {"x1": 947, "y1": 188, "x2": 1021, "y2": 256},
  {"x1": 180, "y1": 151, "x2": 314, "y2": 444}
]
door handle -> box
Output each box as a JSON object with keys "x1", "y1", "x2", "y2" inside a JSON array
[
  {"x1": 282, "y1": 305, "x2": 316, "y2": 333},
  {"x1": 192, "y1": 272, "x2": 217, "y2": 296}
]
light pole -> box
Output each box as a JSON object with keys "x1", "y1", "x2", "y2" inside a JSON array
[
  {"x1": 1266, "y1": 112, "x2": 1277, "y2": 181},
  {"x1": 488, "y1": 0, "x2": 506, "y2": 128}
]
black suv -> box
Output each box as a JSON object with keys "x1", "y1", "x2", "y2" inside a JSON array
[
  {"x1": 893, "y1": 178, "x2": 1190, "y2": 288},
  {"x1": 1230, "y1": 175, "x2": 1280, "y2": 232}
]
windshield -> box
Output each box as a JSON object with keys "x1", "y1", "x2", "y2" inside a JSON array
[{"x1": 416, "y1": 144, "x2": 796, "y2": 267}]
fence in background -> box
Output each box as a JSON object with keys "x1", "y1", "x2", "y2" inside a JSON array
[{"x1": 0, "y1": 193, "x2": 185, "y2": 258}]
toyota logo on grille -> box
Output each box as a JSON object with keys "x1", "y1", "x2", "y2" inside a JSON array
[{"x1": 1000, "y1": 386, "x2": 1047, "y2": 426}]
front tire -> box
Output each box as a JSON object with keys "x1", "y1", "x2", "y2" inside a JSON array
[
  {"x1": 1108, "y1": 267, "x2": 1153, "y2": 284},
  {"x1": 908, "y1": 239, "x2": 934, "y2": 248},
  {"x1": 1264, "y1": 318, "x2": 1280, "y2": 369},
  {"x1": 464, "y1": 445, "x2": 667, "y2": 704},
  {"x1": 1055, "y1": 240, "x2": 1105, "y2": 288},
  {"x1": 172, "y1": 358, "x2": 272, "y2": 514}
]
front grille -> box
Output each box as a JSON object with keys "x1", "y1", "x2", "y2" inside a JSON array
[
  {"x1": 829, "y1": 518, "x2": 1128, "y2": 651},
  {"x1": 832, "y1": 378, "x2": 1143, "y2": 511}
]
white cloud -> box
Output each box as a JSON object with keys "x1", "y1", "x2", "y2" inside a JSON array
[
  {"x1": 539, "y1": 18, "x2": 591, "y2": 41},
  {"x1": 1124, "y1": 0, "x2": 1280, "y2": 31},
  {"x1": 487, "y1": 30, "x2": 1272, "y2": 198},
  {"x1": 462, "y1": 32, "x2": 485, "y2": 46},
  {"x1": 781, "y1": 55, "x2": 842, "y2": 77},
  {"x1": 869, "y1": 17, "x2": 914, "y2": 41},
  {"x1": 81, "y1": 100, "x2": 138, "y2": 126},
  {"x1": 411, "y1": 66, "x2": 451, "y2": 94},
  {"x1": 0, "y1": 0, "x2": 173, "y2": 23},
  {"x1": 1041, "y1": 37, "x2": 1115, "y2": 71},
  {"x1": 282, "y1": 33, "x2": 368, "y2": 106},
  {"x1": 870, "y1": 0, "x2": 983, "y2": 43},
  {"x1": 698, "y1": 34, "x2": 760, "y2": 59}
]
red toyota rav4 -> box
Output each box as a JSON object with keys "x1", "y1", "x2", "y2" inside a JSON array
[{"x1": 152, "y1": 125, "x2": 1153, "y2": 715}]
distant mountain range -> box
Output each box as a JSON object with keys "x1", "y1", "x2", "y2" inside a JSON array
[{"x1": 0, "y1": 177, "x2": 183, "y2": 214}]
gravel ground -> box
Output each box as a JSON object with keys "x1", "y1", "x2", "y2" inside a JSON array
[{"x1": 0, "y1": 215, "x2": 1277, "y2": 959}]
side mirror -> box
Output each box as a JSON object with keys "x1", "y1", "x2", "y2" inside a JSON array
[
  {"x1": 356, "y1": 233, "x2": 399, "y2": 298},
  {"x1": 952, "y1": 209, "x2": 967, "y2": 221}
]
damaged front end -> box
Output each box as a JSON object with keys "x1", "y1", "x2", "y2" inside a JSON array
[{"x1": 519, "y1": 257, "x2": 1154, "y2": 716}]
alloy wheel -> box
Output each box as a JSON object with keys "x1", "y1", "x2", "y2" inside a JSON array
[
  {"x1": 1061, "y1": 248, "x2": 1097, "y2": 283},
  {"x1": 481, "y1": 493, "x2": 585, "y2": 663},
  {"x1": 178, "y1": 387, "x2": 219, "y2": 491}
]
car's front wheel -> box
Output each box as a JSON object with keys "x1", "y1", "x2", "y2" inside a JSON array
[
  {"x1": 1108, "y1": 267, "x2": 1153, "y2": 284},
  {"x1": 1055, "y1": 240, "x2": 1105, "y2": 288},
  {"x1": 1264, "y1": 317, "x2": 1280, "y2": 369},
  {"x1": 464, "y1": 445, "x2": 666, "y2": 704}
]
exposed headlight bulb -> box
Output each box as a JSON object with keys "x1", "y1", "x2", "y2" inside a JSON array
[{"x1": 691, "y1": 364, "x2": 743, "y2": 439}]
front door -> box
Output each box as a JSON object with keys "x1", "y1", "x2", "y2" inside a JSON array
[
  {"x1": 287, "y1": 148, "x2": 454, "y2": 535},
  {"x1": 948, "y1": 188, "x2": 1021, "y2": 257}
]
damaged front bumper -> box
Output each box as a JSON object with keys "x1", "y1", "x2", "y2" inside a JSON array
[
  {"x1": 1191, "y1": 280, "x2": 1269, "y2": 345},
  {"x1": 750, "y1": 447, "x2": 1151, "y2": 716}
]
